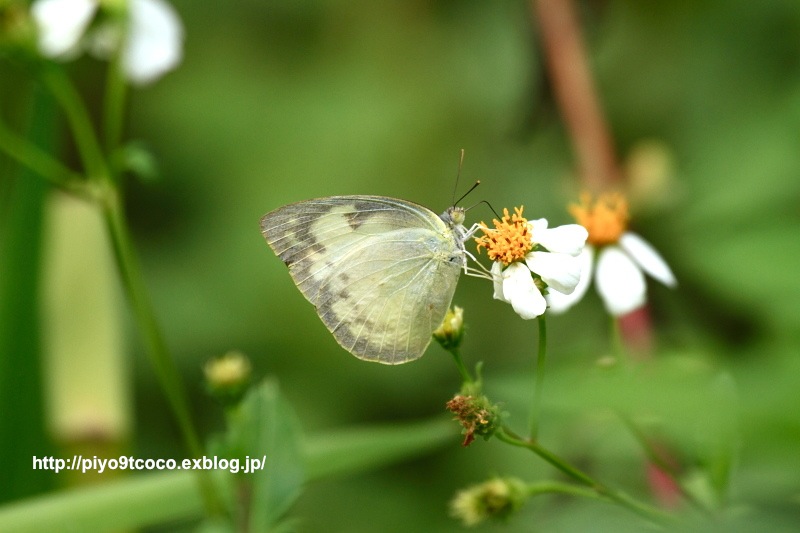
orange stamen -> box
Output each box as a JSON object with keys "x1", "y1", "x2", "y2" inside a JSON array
[
  {"x1": 569, "y1": 192, "x2": 629, "y2": 246},
  {"x1": 474, "y1": 206, "x2": 533, "y2": 266}
]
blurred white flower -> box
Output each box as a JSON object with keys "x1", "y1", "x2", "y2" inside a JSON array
[
  {"x1": 31, "y1": 0, "x2": 183, "y2": 85},
  {"x1": 546, "y1": 193, "x2": 676, "y2": 316},
  {"x1": 475, "y1": 207, "x2": 588, "y2": 320},
  {"x1": 122, "y1": 0, "x2": 183, "y2": 84},
  {"x1": 32, "y1": 0, "x2": 97, "y2": 58}
]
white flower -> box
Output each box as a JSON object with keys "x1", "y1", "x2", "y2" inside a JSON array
[
  {"x1": 546, "y1": 193, "x2": 677, "y2": 316},
  {"x1": 476, "y1": 208, "x2": 588, "y2": 320},
  {"x1": 31, "y1": 0, "x2": 183, "y2": 85},
  {"x1": 32, "y1": 0, "x2": 98, "y2": 58},
  {"x1": 122, "y1": 0, "x2": 183, "y2": 85}
]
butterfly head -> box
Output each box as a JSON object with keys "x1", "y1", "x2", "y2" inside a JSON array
[
  {"x1": 440, "y1": 206, "x2": 470, "y2": 269},
  {"x1": 441, "y1": 206, "x2": 466, "y2": 228}
]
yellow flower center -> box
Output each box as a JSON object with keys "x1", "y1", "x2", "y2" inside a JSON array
[
  {"x1": 569, "y1": 192, "x2": 629, "y2": 246},
  {"x1": 474, "y1": 206, "x2": 532, "y2": 266}
]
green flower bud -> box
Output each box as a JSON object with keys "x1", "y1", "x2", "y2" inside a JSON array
[
  {"x1": 450, "y1": 477, "x2": 527, "y2": 526},
  {"x1": 433, "y1": 305, "x2": 464, "y2": 350},
  {"x1": 204, "y1": 351, "x2": 252, "y2": 405}
]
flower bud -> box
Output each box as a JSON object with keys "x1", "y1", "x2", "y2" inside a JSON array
[
  {"x1": 450, "y1": 477, "x2": 527, "y2": 526},
  {"x1": 204, "y1": 351, "x2": 251, "y2": 405},
  {"x1": 433, "y1": 305, "x2": 464, "y2": 350}
]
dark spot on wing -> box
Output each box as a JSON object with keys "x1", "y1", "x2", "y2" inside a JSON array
[
  {"x1": 345, "y1": 211, "x2": 364, "y2": 230},
  {"x1": 290, "y1": 217, "x2": 328, "y2": 254},
  {"x1": 282, "y1": 241, "x2": 325, "y2": 267}
]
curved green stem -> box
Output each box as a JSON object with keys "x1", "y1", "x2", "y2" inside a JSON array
[
  {"x1": 101, "y1": 192, "x2": 222, "y2": 515},
  {"x1": 449, "y1": 347, "x2": 474, "y2": 385},
  {"x1": 529, "y1": 314, "x2": 547, "y2": 439},
  {"x1": 497, "y1": 427, "x2": 672, "y2": 525},
  {"x1": 525, "y1": 481, "x2": 603, "y2": 501},
  {"x1": 0, "y1": 116, "x2": 88, "y2": 197},
  {"x1": 40, "y1": 67, "x2": 109, "y2": 182}
]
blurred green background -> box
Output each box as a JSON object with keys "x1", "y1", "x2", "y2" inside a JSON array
[{"x1": 1, "y1": 0, "x2": 799, "y2": 531}]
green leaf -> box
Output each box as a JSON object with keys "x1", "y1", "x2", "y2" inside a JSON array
[
  {"x1": 0, "y1": 471, "x2": 201, "y2": 533},
  {"x1": 113, "y1": 140, "x2": 160, "y2": 183},
  {"x1": 224, "y1": 379, "x2": 305, "y2": 532},
  {"x1": 704, "y1": 372, "x2": 739, "y2": 505},
  {"x1": 304, "y1": 418, "x2": 453, "y2": 480},
  {"x1": 0, "y1": 87, "x2": 53, "y2": 503}
]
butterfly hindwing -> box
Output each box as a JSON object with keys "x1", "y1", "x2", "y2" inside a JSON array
[{"x1": 261, "y1": 196, "x2": 462, "y2": 364}]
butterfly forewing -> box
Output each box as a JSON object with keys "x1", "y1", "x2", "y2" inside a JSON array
[{"x1": 260, "y1": 196, "x2": 463, "y2": 364}]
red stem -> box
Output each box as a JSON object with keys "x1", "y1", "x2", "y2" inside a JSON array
[{"x1": 532, "y1": 0, "x2": 621, "y2": 190}]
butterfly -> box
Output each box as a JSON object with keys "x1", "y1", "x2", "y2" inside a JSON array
[{"x1": 260, "y1": 195, "x2": 469, "y2": 364}]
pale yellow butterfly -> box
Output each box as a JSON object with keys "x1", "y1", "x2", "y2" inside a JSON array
[{"x1": 260, "y1": 196, "x2": 468, "y2": 364}]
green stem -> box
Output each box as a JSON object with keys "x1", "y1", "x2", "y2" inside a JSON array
[
  {"x1": 101, "y1": 193, "x2": 194, "y2": 450},
  {"x1": 101, "y1": 193, "x2": 222, "y2": 515},
  {"x1": 39, "y1": 67, "x2": 108, "y2": 182},
  {"x1": 103, "y1": 55, "x2": 128, "y2": 164},
  {"x1": 497, "y1": 427, "x2": 672, "y2": 525},
  {"x1": 610, "y1": 315, "x2": 626, "y2": 361},
  {"x1": 529, "y1": 314, "x2": 547, "y2": 439},
  {"x1": 0, "y1": 116, "x2": 88, "y2": 197},
  {"x1": 525, "y1": 481, "x2": 603, "y2": 501},
  {"x1": 449, "y1": 347, "x2": 473, "y2": 385}
]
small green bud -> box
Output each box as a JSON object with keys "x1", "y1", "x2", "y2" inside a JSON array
[
  {"x1": 433, "y1": 305, "x2": 464, "y2": 350},
  {"x1": 445, "y1": 393, "x2": 500, "y2": 447},
  {"x1": 204, "y1": 351, "x2": 252, "y2": 405},
  {"x1": 450, "y1": 477, "x2": 527, "y2": 527},
  {"x1": 115, "y1": 141, "x2": 160, "y2": 183}
]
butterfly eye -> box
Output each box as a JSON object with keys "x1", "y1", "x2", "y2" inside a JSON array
[{"x1": 451, "y1": 207, "x2": 466, "y2": 225}]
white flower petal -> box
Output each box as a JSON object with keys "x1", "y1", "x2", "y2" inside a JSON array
[
  {"x1": 502, "y1": 263, "x2": 546, "y2": 319},
  {"x1": 32, "y1": 0, "x2": 98, "y2": 58},
  {"x1": 619, "y1": 232, "x2": 677, "y2": 288},
  {"x1": 596, "y1": 246, "x2": 646, "y2": 316},
  {"x1": 491, "y1": 261, "x2": 506, "y2": 302},
  {"x1": 122, "y1": 0, "x2": 184, "y2": 85},
  {"x1": 529, "y1": 218, "x2": 548, "y2": 231},
  {"x1": 532, "y1": 224, "x2": 589, "y2": 256},
  {"x1": 525, "y1": 251, "x2": 582, "y2": 294},
  {"x1": 500, "y1": 262, "x2": 529, "y2": 301},
  {"x1": 546, "y1": 245, "x2": 595, "y2": 313}
]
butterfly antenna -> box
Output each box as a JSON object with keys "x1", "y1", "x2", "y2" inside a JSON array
[
  {"x1": 455, "y1": 180, "x2": 481, "y2": 206},
  {"x1": 451, "y1": 148, "x2": 466, "y2": 206},
  {"x1": 466, "y1": 199, "x2": 500, "y2": 219}
]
